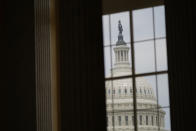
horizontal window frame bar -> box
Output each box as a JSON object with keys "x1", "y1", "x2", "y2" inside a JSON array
[
  {"x1": 105, "y1": 70, "x2": 168, "y2": 81},
  {"x1": 103, "y1": 37, "x2": 166, "y2": 48}
]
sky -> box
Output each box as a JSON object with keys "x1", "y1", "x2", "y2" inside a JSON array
[{"x1": 102, "y1": 5, "x2": 170, "y2": 130}]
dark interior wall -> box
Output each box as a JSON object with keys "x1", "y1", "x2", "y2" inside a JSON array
[
  {"x1": 102, "y1": 0, "x2": 163, "y2": 14},
  {"x1": 2, "y1": 1, "x2": 36, "y2": 131},
  {"x1": 165, "y1": 0, "x2": 196, "y2": 131},
  {"x1": 59, "y1": 0, "x2": 106, "y2": 131}
]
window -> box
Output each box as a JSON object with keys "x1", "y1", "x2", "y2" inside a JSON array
[
  {"x1": 125, "y1": 116, "x2": 129, "y2": 125},
  {"x1": 103, "y1": 5, "x2": 171, "y2": 131},
  {"x1": 160, "y1": 117, "x2": 162, "y2": 127},
  {"x1": 132, "y1": 116, "x2": 134, "y2": 125},
  {"x1": 119, "y1": 89, "x2": 121, "y2": 94},
  {"x1": 144, "y1": 89, "x2": 146, "y2": 95},
  {"x1": 139, "y1": 115, "x2": 142, "y2": 125},
  {"x1": 118, "y1": 116, "x2": 121, "y2": 126},
  {"x1": 156, "y1": 116, "x2": 158, "y2": 126},
  {"x1": 112, "y1": 89, "x2": 115, "y2": 94},
  {"x1": 146, "y1": 115, "x2": 148, "y2": 125},
  {"x1": 125, "y1": 89, "x2": 127, "y2": 94},
  {"x1": 112, "y1": 116, "x2": 115, "y2": 126},
  {"x1": 130, "y1": 89, "x2": 133, "y2": 93}
]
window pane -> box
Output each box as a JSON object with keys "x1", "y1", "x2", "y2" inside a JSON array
[
  {"x1": 110, "y1": 11, "x2": 131, "y2": 45},
  {"x1": 157, "y1": 74, "x2": 170, "y2": 107},
  {"x1": 125, "y1": 116, "x2": 129, "y2": 125},
  {"x1": 105, "y1": 80, "x2": 115, "y2": 130},
  {"x1": 136, "y1": 75, "x2": 158, "y2": 107},
  {"x1": 111, "y1": 43, "x2": 132, "y2": 77},
  {"x1": 102, "y1": 15, "x2": 110, "y2": 46},
  {"x1": 154, "y1": 6, "x2": 166, "y2": 38},
  {"x1": 105, "y1": 78, "x2": 134, "y2": 131},
  {"x1": 135, "y1": 41, "x2": 155, "y2": 74},
  {"x1": 156, "y1": 39, "x2": 168, "y2": 71},
  {"x1": 104, "y1": 47, "x2": 112, "y2": 78},
  {"x1": 133, "y1": 8, "x2": 154, "y2": 41},
  {"x1": 136, "y1": 76, "x2": 159, "y2": 131},
  {"x1": 159, "y1": 108, "x2": 171, "y2": 131},
  {"x1": 139, "y1": 115, "x2": 142, "y2": 125}
]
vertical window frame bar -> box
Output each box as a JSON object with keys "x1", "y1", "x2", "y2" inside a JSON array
[
  {"x1": 130, "y1": 11, "x2": 138, "y2": 131},
  {"x1": 152, "y1": 6, "x2": 161, "y2": 131},
  {"x1": 108, "y1": 14, "x2": 115, "y2": 131}
]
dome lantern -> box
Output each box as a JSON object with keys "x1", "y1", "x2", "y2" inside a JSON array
[{"x1": 113, "y1": 20, "x2": 131, "y2": 77}]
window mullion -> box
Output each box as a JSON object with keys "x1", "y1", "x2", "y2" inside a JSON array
[{"x1": 129, "y1": 11, "x2": 138, "y2": 131}]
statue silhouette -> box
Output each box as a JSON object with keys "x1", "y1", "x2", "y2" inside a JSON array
[{"x1": 118, "y1": 20, "x2": 123, "y2": 35}]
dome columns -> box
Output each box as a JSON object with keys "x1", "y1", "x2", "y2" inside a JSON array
[{"x1": 114, "y1": 46, "x2": 130, "y2": 64}]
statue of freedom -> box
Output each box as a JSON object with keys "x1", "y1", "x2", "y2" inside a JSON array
[{"x1": 118, "y1": 20, "x2": 123, "y2": 35}]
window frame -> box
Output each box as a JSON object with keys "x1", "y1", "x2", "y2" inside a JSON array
[{"x1": 103, "y1": 4, "x2": 170, "y2": 131}]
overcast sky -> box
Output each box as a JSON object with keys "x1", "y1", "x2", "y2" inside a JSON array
[{"x1": 102, "y1": 5, "x2": 170, "y2": 130}]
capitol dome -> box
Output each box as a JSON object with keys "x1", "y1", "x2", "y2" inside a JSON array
[{"x1": 105, "y1": 20, "x2": 166, "y2": 131}]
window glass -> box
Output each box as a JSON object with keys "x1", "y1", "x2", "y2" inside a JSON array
[
  {"x1": 160, "y1": 108, "x2": 171, "y2": 130},
  {"x1": 133, "y1": 8, "x2": 154, "y2": 41},
  {"x1": 139, "y1": 115, "x2": 142, "y2": 125},
  {"x1": 110, "y1": 12, "x2": 131, "y2": 45},
  {"x1": 111, "y1": 44, "x2": 132, "y2": 77},
  {"x1": 118, "y1": 116, "x2": 121, "y2": 126},
  {"x1": 102, "y1": 15, "x2": 110, "y2": 46},
  {"x1": 136, "y1": 75, "x2": 157, "y2": 100},
  {"x1": 157, "y1": 74, "x2": 170, "y2": 107},
  {"x1": 119, "y1": 89, "x2": 121, "y2": 94},
  {"x1": 156, "y1": 39, "x2": 168, "y2": 71},
  {"x1": 125, "y1": 116, "x2": 129, "y2": 125},
  {"x1": 132, "y1": 116, "x2": 134, "y2": 125},
  {"x1": 154, "y1": 6, "x2": 166, "y2": 38},
  {"x1": 104, "y1": 47, "x2": 112, "y2": 78},
  {"x1": 105, "y1": 78, "x2": 133, "y2": 130},
  {"x1": 151, "y1": 116, "x2": 154, "y2": 126},
  {"x1": 135, "y1": 41, "x2": 155, "y2": 74},
  {"x1": 146, "y1": 116, "x2": 148, "y2": 125}
]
